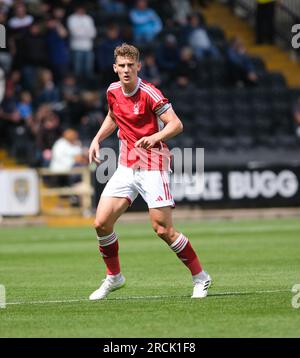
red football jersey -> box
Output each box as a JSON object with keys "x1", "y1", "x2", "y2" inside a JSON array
[{"x1": 107, "y1": 78, "x2": 172, "y2": 170}]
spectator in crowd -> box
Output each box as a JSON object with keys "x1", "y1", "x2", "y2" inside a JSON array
[
  {"x1": 140, "y1": 52, "x2": 161, "y2": 86},
  {"x1": 0, "y1": 84, "x2": 35, "y2": 163},
  {"x1": 293, "y1": 97, "x2": 300, "y2": 139},
  {"x1": 17, "y1": 91, "x2": 33, "y2": 122},
  {"x1": 0, "y1": 10, "x2": 12, "y2": 74},
  {"x1": 8, "y1": 3, "x2": 34, "y2": 70},
  {"x1": 255, "y1": 0, "x2": 277, "y2": 44},
  {"x1": 49, "y1": 128, "x2": 88, "y2": 192},
  {"x1": 156, "y1": 34, "x2": 180, "y2": 79},
  {"x1": 5, "y1": 70, "x2": 22, "y2": 99},
  {"x1": 33, "y1": 105, "x2": 62, "y2": 167},
  {"x1": 172, "y1": 73, "x2": 196, "y2": 94},
  {"x1": 227, "y1": 37, "x2": 258, "y2": 87},
  {"x1": 174, "y1": 46, "x2": 198, "y2": 84},
  {"x1": 0, "y1": 82, "x2": 21, "y2": 147},
  {"x1": 183, "y1": 12, "x2": 220, "y2": 60},
  {"x1": 129, "y1": 0, "x2": 163, "y2": 44},
  {"x1": 77, "y1": 90, "x2": 104, "y2": 143},
  {"x1": 53, "y1": 0, "x2": 74, "y2": 19},
  {"x1": 46, "y1": 14, "x2": 70, "y2": 82},
  {"x1": 67, "y1": 4, "x2": 96, "y2": 78},
  {"x1": 50, "y1": 128, "x2": 87, "y2": 172},
  {"x1": 37, "y1": 69, "x2": 60, "y2": 106},
  {"x1": 79, "y1": 112, "x2": 105, "y2": 149},
  {"x1": 98, "y1": 0, "x2": 127, "y2": 15},
  {"x1": 8, "y1": 2, "x2": 33, "y2": 31},
  {"x1": 170, "y1": 0, "x2": 192, "y2": 25},
  {"x1": 52, "y1": 5, "x2": 68, "y2": 24},
  {"x1": 0, "y1": 0, "x2": 13, "y2": 14},
  {"x1": 95, "y1": 23, "x2": 123, "y2": 86},
  {"x1": 60, "y1": 73, "x2": 80, "y2": 105},
  {"x1": 0, "y1": 66, "x2": 5, "y2": 104},
  {"x1": 20, "y1": 22, "x2": 49, "y2": 92}
]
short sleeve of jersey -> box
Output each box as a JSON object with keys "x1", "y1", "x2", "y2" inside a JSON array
[
  {"x1": 106, "y1": 90, "x2": 115, "y2": 111},
  {"x1": 144, "y1": 84, "x2": 171, "y2": 116}
]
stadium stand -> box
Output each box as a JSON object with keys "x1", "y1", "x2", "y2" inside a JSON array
[{"x1": 0, "y1": 0, "x2": 299, "y2": 181}]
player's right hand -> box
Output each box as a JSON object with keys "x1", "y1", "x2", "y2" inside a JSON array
[{"x1": 88, "y1": 140, "x2": 101, "y2": 165}]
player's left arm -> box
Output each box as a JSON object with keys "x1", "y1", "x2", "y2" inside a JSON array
[{"x1": 135, "y1": 107, "x2": 183, "y2": 149}]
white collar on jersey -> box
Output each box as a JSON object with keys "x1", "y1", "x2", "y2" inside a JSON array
[{"x1": 122, "y1": 77, "x2": 141, "y2": 97}]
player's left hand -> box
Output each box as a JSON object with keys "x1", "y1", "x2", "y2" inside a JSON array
[{"x1": 135, "y1": 135, "x2": 158, "y2": 149}]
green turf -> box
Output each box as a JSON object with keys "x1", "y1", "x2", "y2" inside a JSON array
[{"x1": 0, "y1": 217, "x2": 300, "y2": 337}]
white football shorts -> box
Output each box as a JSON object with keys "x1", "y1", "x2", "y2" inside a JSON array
[{"x1": 101, "y1": 165, "x2": 175, "y2": 209}]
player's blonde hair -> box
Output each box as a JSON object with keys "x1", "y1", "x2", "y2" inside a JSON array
[{"x1": 114, "y1": 43, "x2": 140, "y2": 63}]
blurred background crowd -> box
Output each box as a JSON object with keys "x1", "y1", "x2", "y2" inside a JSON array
[{"x1": 0, "y1": 0, "x2": 299, "y2": 172}]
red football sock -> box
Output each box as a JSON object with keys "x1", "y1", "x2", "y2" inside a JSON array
[
  {"x1": 98, "y1": 232, "x2": 120, "y2": 276},
  {"x1": 170, "y1": 233, "x2": 202, "y2": 275}
]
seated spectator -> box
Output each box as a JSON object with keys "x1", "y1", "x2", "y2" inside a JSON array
[
  {"x1": 67, "y1": 4, "x2": 96, "y2": 78},
  {"x1": 17, "y1": 91, "x2": 33, "y2": 122},
  {"x1": 60, "y1": 73, "x2": 80, "y2": 105},
  {"x1": 37, "y1": 69, "x2": 60, "y2": 105},
  {"x1": 181, "y1": 12, "x2": 220, "y2": 60},
  {"x1": 227, "y1": 37, "x2": 258, "y2": 87},
  {"x1": 49, "y1": 129, "x2": 88, "y2": 192},
  {"x1": 293, "y1": 97, "x2": 300, "y2": 139},
  {"x1": 129, "y1": 0, "x2": 163, "y2": 45},
  {"x1": 140, "y1": 52, "x2": 161, "y2": 86}
]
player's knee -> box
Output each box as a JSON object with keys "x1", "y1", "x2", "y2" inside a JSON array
[
  {"x1": 94, "y1": 219, "x2": 112, "y2": 236},
  {"x1": 153, "y1": 224, "x2": 172, "y2": 240}
]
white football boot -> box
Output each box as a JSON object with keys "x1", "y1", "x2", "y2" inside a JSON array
[
  {"x1": 191, "y1": 271, "x2": 212, "y2": 298},
  {"x1": 89, "y1": 273, "x2": 126, "y2": 300}
]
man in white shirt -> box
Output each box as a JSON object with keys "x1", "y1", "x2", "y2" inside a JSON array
[
  {"x1": 50, "y1": 129, "x2": 84, "y2": 173},
  {"x1": 67, "y1": 5, "x2": 96, "y2": 78}
]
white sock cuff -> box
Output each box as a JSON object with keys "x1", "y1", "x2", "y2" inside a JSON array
[
  {"x1": 192, "y1": 271, "x2": 208, "y2": 284},
  {"x1": 97, "y1": 232, "x2": 118, "y2": 247},
  {"x1": 170, "y1": 233, "x2": 188, "y2": 253}
]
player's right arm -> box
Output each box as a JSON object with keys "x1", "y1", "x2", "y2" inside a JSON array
[{"x1": 88, "y1": 109, "x2": 117, "y2": 164}]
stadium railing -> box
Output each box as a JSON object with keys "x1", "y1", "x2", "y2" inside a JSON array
[{"x1": 38, "y1": 167, "x2": 94, "y2": 217}]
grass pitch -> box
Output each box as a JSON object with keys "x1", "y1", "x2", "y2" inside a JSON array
[{"x1": 0, "y1": 217, "x2": 299, "y2": 338}]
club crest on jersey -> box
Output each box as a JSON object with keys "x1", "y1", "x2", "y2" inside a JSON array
[{"x1": 133, "y1": 101, "x2": 140, "y2": 114}]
